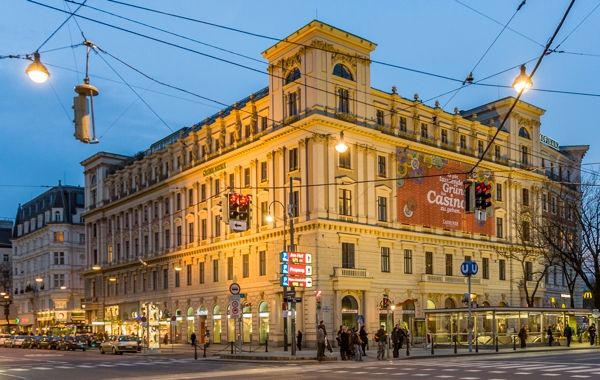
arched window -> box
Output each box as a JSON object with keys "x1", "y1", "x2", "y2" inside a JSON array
[
  {"x1": 482, "y1": 301, "x2": 490, "y2": 307},
  {"x1": 285, "y1": 68, "x2": 301, "y2": 84},
  {"x1": 54, "y1": 211, "x2": 61, "y2": 222},
  {"x1": 91, "y1": 175, "x2": 97, "y2": 185},
  {"x1": 444, "y1": 298, "x2": 456, "y2": 309},
  {"x1": 333, "y1": 64, "x2": 353, "y2": 80},
  {"x1": 427, "y1": 300, "x2": 436, "y2": 309},
  {"x1": 519, "y1": 127, "x2": 530, "y2": 139}
]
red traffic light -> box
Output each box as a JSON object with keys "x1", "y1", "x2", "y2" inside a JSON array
[
  {"x1": 229, "y1": 193, "x2": 240, "y2": 205},
  {"x1": 238, "y1": 195, "x2": 249, "y2": 207}
]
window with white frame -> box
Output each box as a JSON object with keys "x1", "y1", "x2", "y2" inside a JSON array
[{"x1": 339, "y1": 189, "x2": 352, "y2": 216}]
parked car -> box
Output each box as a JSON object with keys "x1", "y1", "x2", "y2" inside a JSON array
[
  {"x1": 99, "y1": 335, "x2": 138, "y2": 355},
  {"x1": 0, "y1": 334, "x2": 12, "y2": 346},
  {"x1": 38, "y1": 337, "x2": 53, "y2": 349},
  {"x1": 12, "y1": 335, "x2": 28, "y2": 348},
  {"x1": 28, "y1": 336, "x2": 43, "y2": 349},
  {"x1": 89, "y1": 338, "x2": 103, "y2": 348},
  {"x1": 3, "y1": 336, "x2": 15, "y2": 348},
  {"x1": 57, "y1": 336, "x2": 87, "y2": 351},
  {"x1": 21, "y1": 337, "x2": 34, "y2": 349}
]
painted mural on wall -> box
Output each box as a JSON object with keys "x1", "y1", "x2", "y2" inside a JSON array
[{"x1": 396, "y1": 147, "x2": 495, "y2": 234}]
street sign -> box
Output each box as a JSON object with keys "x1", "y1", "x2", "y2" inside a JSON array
[
  {"x1": 229, "y1": 282, "x2": 241, "y2": 295},
  {"x1": 286, "y1": 296, "x2": 302, "y2": 303},
  {"x1": 460, "y1": 261, "x2": 478, "y2": 276},
  {"x1": 141, "y1": 322, "x2": 148, "y2": 328},
  {"x1": 357, "y1": 315, "x2": 364, "y2": 325},
  {"x1": 171, "y1": 321, "x2": 177, "y2": 326},
  {"x1": 141, "y1": 316, "x2": 147, "y2": 323},
  {"x1": 230, "y1": 295, "x2": 241, "y2": 318},
  {"x1": 239, "y1": 293, "x2": 246, "y2": 298},
  {"x1": 280, "y1": 251, "x2": 312, "y2": 264},
  {"x1": 229, "y1": 220, "x2": 247, "y2": 232},
  {"x1": 171, "y1": 316, "x2": 177, "y2": 322},
  {"x1": 284, "y1": 290, "x2": 296, "y2": 297},
  {"x1": 281, "y1": 276, "x2": 313, "y2": 288},
  {"x1": 281, "y1": 263, "x2": 313, "y2": 276}
]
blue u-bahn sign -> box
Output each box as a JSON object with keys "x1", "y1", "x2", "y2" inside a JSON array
[{"x1": 460, "y1": 261, "x2": 478, "y2": 276}]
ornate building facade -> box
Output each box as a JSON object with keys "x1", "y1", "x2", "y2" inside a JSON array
[
  {"x1": 80, "y1": 21, "x2": 587, "y2": 346},
  {"x1": 11, "y1": 183, "x2": 86, "y2": 333}
]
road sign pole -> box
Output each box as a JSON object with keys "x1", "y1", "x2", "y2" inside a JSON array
[
  {"x1": 468, "y1": 274, "x2": 472, "y2": 353},
  {"x1": 289, "y1": 179, "x2": 298, "y2": 357}
]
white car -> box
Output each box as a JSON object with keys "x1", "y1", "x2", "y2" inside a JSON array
[
  {"x1": 100, "y1": 335, "x2": 138, "y2": 355},
  {"x1": 12, "y1": 335, "x2": 28, "y2": 347},
  {"x1": 0, "y1": 335, "x2": 12, "y2": 346}
]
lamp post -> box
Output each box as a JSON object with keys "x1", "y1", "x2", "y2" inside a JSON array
[{"x1": 0, "y1": 293, "x2": 12, "y2": 334}]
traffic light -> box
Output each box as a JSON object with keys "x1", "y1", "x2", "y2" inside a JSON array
[
  {"x1": 464, "y1": 180, "x2": 475, "y2": 214},
  {"x1": 219, "y1": 195, "x2": 229, "y2": 223},
  {"x1": 73, "y1": 94, "x2": 91, "y2": 143},
  {"x1": 382, "y1": 294, "x2": 389, "y2": 309},
  {"x1": 475, "y1": 182, "x2": 492, "y2": 210},
  {"x1": 228, "y1": 193, "x2": 240, "y2": 221},
  {"x1": 238, "y1": 195, "x2": 251, "y2": 224}
]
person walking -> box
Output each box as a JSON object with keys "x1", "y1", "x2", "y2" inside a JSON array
[
  {"x1": 296, "y1": 330, "x2": 302, "y2": 351},
  {"x1": 338, "y1": 326, "x2": 350, "y2": 360},
  {"x1": 163, "y1": 333, "x2": 169, "y2": 345},
  {"x1": 352, "y1": 331, "x2": 363, "y2": 361},
  {"x1": 359, "y1": 326, "x2": 368, "y2": 356},
  {"x1": 588, "y1": 324, "x2": 596, "y2": 346},
  {"x1": 518, "y1": 325, "x2": 527, "y2": 348},
  {"x1": 190, "y1": 332, "x2": 197, "y2": 347},
  {"x1": 375, "y1": 325, "x2": 387, "y2": 361},
  {"x1": 316, "y1": 325, "x2": 325, "y2": 362},
  {"x1": 547, "y1": 325, "x2": 554, "y2": 346},
  {"x1": 392, "y1": 326, "x2": 401, "y2": 358},
  {"x1": 564, "y1": 325, "x2": 572, "y2": 347}
]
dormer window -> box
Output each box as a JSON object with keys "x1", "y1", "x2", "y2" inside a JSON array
[
  {"x1": 285, "y1": 68, "x2": 301, "y2": 84},
  {"x1": 519, "y1": 127, "x2": 530, "y2": 139},
  {"x1": 333, "y1": 64, "x2": 353, "y2": 81}
]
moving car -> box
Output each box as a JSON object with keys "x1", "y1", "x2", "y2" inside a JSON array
[
  {"x1": 99, "y1": 335, "x2": 138, "y2": 355},
  {"x1": 12, "y1": 335, "x2": 28, "y2": 348},
  {"x1": 57, "y1": 336, "x2": 87, "y2": 351},
  {"x1": 0, "y1": 335, "x2": 12, "y2": 346}
]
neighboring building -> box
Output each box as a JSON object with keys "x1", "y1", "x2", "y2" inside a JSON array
[
  {"x1": 80, "y1": 21, "x2": 588, "y2": 347},
  {"x1": 0, "y1": 219, "x2": 16, "y2": 332},
  {"x1": 11, "y1": 182, "x2": 86, "y2": 333}
]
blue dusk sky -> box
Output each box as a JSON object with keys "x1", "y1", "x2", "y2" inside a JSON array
[{"x1": 1, "y1": 0, "x2": 599, "y2": 221}]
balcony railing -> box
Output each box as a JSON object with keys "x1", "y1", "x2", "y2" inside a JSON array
[
  {"x1": 332, "y1": 267, "x2": 368, "y2": 278},
  {"x1": 420, "y1": 274, "x2": 482, "y2": 285}
]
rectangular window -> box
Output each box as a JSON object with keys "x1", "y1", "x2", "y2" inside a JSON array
[
  {"x1": 199, "y1": 262, "x2": 205, "y2": 284},
  {"x1": 521, "y1": 146, "x2": 529, "y2": 165},
  {"x1": 153, "y1": 232, "x2": 159, "y2": 253},
  {"x1": 214, "y1": 179, "x2": 220, "y2": 197},
  {"x1": 425, "y1": 252, "x2": 433, "y2": 275},
  {"x1": 53, "y1": 274, "x2": 65, "y2": 288},
  {"x1": 522, "y1": 188, "x2": 530, "y2": 206},
  {"x1": 377, "y1": 156, "x2": 386, "y2": 177},
  {"x1": 187, "y1": 264, "x2": 192, "y2": 286},
  {"x1": 188, "y1": 222, "x2": 194, "y2": 243},
  {"x1": 143, "y1": 235, "x2": 149, "y2": 254},
  {"x1": 259, "y1": 251, "x2": 266, "y2": 276},
  {"x1": 289, "y1": 148, "x2": 299, "y2": 171},
  {"x1": 188, "y1": 189, "x2": 193, "y2": 207},
  {"x1": 482, "y1": 257, "x2": 489, "y2": 279},
  {"x1": 465, "y1": 255, "x2": 471, "y2": 262},
  {"x1": 404, "y1": 249, "x2": 413, "y2": 274},
  {"x1": 441, "y1": 129, "x2": 448, "y2": 144},
  {"x1": 54, "y1": 231, "x2": 64, "y2": 242},
  {"x1": 289, "y1": 92, "x2": 298, "y2": 116},
  {"x1": 445, "y1": 254, "x2": 453, "y2": 276},
  {"x1": 152, "y1": 271, "x2": 157, "y2": 290},
  {"x1": 124, "y1": 276, "x2": 128, "y2": 294},
  {"x1": 133, "y1": 275, "x2": 137, "y2": 293},
  {"x1": 522, "y1": 221, "x2": 530, "y2": 241},
  {"x1": 243, "y1": 254, "x2": 249, "y2": 278},
  {"x1": 163, "y1": 269, "x2": 168, "y2": 289},
  {"x1": 227, "y1": 257, "x2": 234, "y2": 280},
  {"x1": 260, "y1": 162, "x2": 268, "y2": 182},
  {"x1": 478, "y1": 140, "x2": 484, "y2": 154},
  {"x1": 260, "y1": 201, "x2": 268, "y2": 226},
  {"x1": 214, "y1": 215, "x2": 221, "y2": 237},
  {"x1": 496, "y1": 217, "x2": 504, "y2": 238},
  {"x1": 165, "y1": 229, "x2": 170, "y2": 249},
  {"x1": 144, "y1": 206, "x2": 148, "y2": 221},
  {"x1": 381, "y1": 247, "x2": 390, "y2": 273},
  {"x1": 201, "y1": 219, "x2": 207, "y2": 240},
  {"x1": 499, "y1": 259, "x2": 506, "y2": 280},
  {"x1": 376, "y1": 109, "x2": 384, "y2": 126},
  {"x1": 292, "y1": 191, "x2": 299, "y2": 217},
  {"x1": 420, "y1": 123, "x2": 428, "y2": 138},
  {"x1": 339, "y1": 150, "x2": 351, "y2": 169},
  {"x1": 125, "y1": 241, "x2": 130, "y2": 258},
  {"x1": 525, "y1": 261, "x2": 533, "y2": 281},
  {"x1": 261, "y1": 116, "x2": 267, "y2": 131},
  {"x1": 338, "y1": 189, "x2": 352, "y2": 216},
  {"x1": 164, "y1": 198, "x2": 170, "y2": 214},
  {"x1": 125, "y1": 213, "x2": 129, "y2": 228},
  {"x1": 201, "y1": 184, "x2": 206, "y2": 201},
  {"x1": 53, "y1": 252, "x2": 65, "y2": 265},
  {"x1": 229, "y1": 173, "x2": 235, "y2": 190},
  {"x1": 496, "y1": 184, "x2": 503, "y2": 201},
  {"x1": 342, "y1": 242, "x2": 355, "y2": 269},
  {"x1": 337, "y1": 88, "x2": 349, "y2": 113},
  {"x1": 154, "y1": 202, "x2": 158, "y2": 218},
  {"x1": 460, "y1": 135, "x2": 466, "y2": 149},
  {"x1": 495, "y1": 145, "x2": 501, "y2": 160},
  {"x1": 213, "y1": 260, "x2": 219, "y2": 282},
  {"x1": 176, "y1": 193, "x2": 181, "y2": 211},
  {"x1": 176, "y1": 226, "x2": 182, "y2": 246},
  {"x1": 244, "y1": 124, "x2": 250, "y2": 139},
  {"x1": 399, "y1": 117, "x2": 407, "y2": 132},
  {"x1": 244, "y1": 168, "x2": 251, "y2": 187},
  {"x1": 542, "y1": 193, "x2": 548, "y2": 212},
  {"x1": 377, "y1": 196, "x2": 387, "y2": 222}
]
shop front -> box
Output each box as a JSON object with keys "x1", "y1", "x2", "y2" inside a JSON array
[
  {"x1": 212, "y1": 305, "x2": 221, "y2": 343},
  {"x1": 258, "y1": 301, "x2": 269, "y2": 344},
  {"x1": 196, "y1": 306, "x2": 208, "y2": 344},
  {"x1": 341, "y1": 296, "x2": 358, "y2": 329}
]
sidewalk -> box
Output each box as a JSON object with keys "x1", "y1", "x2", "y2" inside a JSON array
[{"x1": 146, "y1": 340, "x2": 599, "y2": 362}]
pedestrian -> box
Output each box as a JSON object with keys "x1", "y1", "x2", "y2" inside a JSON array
[
  {"x1": 319, "y1": 320, "x2": 328, "y2": 337},
  {"x1": 359, "y1": 326, "x2": 368, "y2": 356},
  {"x1": 518, "y1": 325, "x2": 527, "y2": 348},
  {"x1": 296, "y1": 330, "x2": 302, "y2": 351},
  {"x1": 338, "y1": 326, "x2": 350, "y2": 360},
  {"x1": 352, "y1": 331, "x2": 363, "y2": 361},
  {"x1": 547, "y1": 325, "x2": 554, "y2": 346},
  {"x1": 375, "y1": 325, "x2": 387, "y2": 361},
  {"x1": 399, "y1": 326, "x2": 408, "y2": 349},
  {"x1": 564, "y1": 325, "x2": 572, "y2": 347},
  {"x1": 163, "y1": 333, "x2": 169, "y2": 345},
  {"x1": 316, "y1": 325, "x2": 325, "y2": 361},
  {"x1": 588, "y1": 324, "x2": 596, "y2": 346},
  {"x1": 190, "y1": 331, "x2": 197, "y2": 347},
  {"x1": 392, "y1": 325, "x2": 401, "y2": 358}
]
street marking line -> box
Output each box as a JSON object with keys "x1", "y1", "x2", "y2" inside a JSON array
[
  {"x1": 514, "y1": 373, "x2": 532, "y2": 375},
  {"x1": 570, "y1": 376, "x2": 590, "y2": 378},
  {"x1": 31, "y1": 367, "x2": 52, "y2": 370},
  {"x1": 8, "y1": 369, "x2": 29, "y2": 372}
]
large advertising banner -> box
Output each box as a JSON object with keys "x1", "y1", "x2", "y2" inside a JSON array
[{"x1": 396, "y1": 147, "x2": 495, "y2": 235}]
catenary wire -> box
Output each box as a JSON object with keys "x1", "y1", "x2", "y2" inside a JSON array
[{"x1": 36, "y1": 0, "x2": 87, "y2": 52}]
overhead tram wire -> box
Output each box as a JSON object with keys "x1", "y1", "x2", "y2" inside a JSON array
[
  {"x1": 35, "y1": 0, "x2": 87, "y2": 52},
  {"x1": 469, "y1": 0, "x2": 577, "y2": 176}
]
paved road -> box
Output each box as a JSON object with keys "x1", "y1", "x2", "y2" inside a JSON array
[{"x1": 0, "y1": 346, "x2": 599, "y2": 379}]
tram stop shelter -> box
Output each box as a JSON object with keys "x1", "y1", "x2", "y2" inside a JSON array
[{"x1": 424, "y1": 307, "x2": 593, "y2": 349}]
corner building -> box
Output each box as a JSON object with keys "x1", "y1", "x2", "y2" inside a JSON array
[{"x1": 81, "y1": 21, "x2": 587, "y2": 347}]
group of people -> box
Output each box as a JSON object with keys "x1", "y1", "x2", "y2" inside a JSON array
[{"x1": 518, "y1": 323, "x2": 596, "y2": 348}]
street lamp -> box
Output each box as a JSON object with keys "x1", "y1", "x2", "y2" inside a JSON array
[
  {"x1": 25, "y1": 52, "x2": 50, "y2": 83},
  {"x1": 512, "y1": 64, "x2": 533, "y2": 94},
  {"x1": 335, "y1": 131, "x2": 349, "y2": 153},
  {"x1": 0, "y1": 294, "x2": 12, "y2": 334}
]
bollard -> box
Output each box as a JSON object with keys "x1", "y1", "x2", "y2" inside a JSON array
[
  {"x1": 230, "y1": 341, "x2": 234, "y2": 354},
  {"x1": 454, "y1": 336, "x2": 457, "y2": 354},
  {"x1": 495, "y1": 336, "x2": 498, "y2": 352},
  {"x1": 203, "y1": 343, "x2": 207, "y2": 358},
  {"x1": 431, "y1": 335, "x2": 434, "y2": 355},
  {"x1": 406, "y1": 340, "x2": 410, "y2": 357},
  {"x1": 475, "y1": 335, "x2": 478, "y2": 353},
  {"x1": 513, "y1": 336, "x2": 516, "y2": 351},
  {"x1": 265, "y1": 338, "x2": 268, "y2": 353},
  {"x1": 194, "y1": 343, "x2": 198, "y2": 360}
]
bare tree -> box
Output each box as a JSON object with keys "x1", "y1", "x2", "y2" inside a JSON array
[{"x1": 0, "y1": 261, "x2": 11, "y2": 293}]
